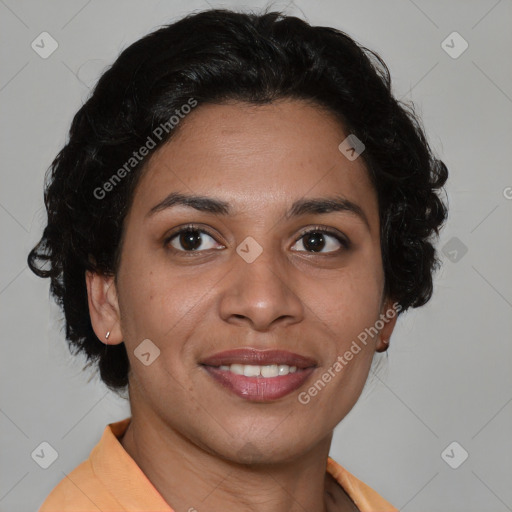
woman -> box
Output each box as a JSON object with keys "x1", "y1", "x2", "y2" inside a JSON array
[{"x1": 29, "y1": 8, "x2": 448, "y2": 511}]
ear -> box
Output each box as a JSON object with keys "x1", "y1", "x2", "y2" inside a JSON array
[
  {"x1": 85, "y1": 271, "x2": 123, "y2": 345},
  {"x1": 375, "y1": 297, "x2": 400, "y2": 353}
]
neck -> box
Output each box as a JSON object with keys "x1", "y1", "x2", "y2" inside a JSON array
[{"x1": 119, "y1": 410, "x2": 357, "y2": 512}]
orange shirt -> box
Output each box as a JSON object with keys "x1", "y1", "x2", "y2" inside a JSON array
[{"x1": 38, "y1": 417, "x2": 397, "y2": 512}]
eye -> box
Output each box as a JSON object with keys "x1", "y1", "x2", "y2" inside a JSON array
[
  {"x1": 291, "y1": 227, "x2": 349, "y2": 254},
  {"x1": 165, "y1": 224, "x2": 223, "y2": 252}
]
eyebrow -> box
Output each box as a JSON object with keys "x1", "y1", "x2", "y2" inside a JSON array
[{"x1": 147, "y1": 192, "x2": 370, "y2": 230}]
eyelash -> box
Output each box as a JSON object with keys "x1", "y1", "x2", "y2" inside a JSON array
[
  {"x1": 164, "y1": 223, "x2": 350, "y2": 255},
  {"x1": 296, "y1": 226, "x2": 350, "y2": 251}
]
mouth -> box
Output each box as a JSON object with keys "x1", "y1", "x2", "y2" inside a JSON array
[{"x1": 200, "y1": 348, "x2": 317, "y2": 402}]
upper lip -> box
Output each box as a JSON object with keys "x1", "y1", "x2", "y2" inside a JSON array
[{"x1": 200, "y1": 348, "x2": 317, "y2": 369}]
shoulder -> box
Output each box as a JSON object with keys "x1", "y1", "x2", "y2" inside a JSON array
[
  {"x1": 38, "y1": 458, "x2": 122, "y2": 511},
  {"x1": 327, "y1": 457, "x2": 398, "y2": 512}
]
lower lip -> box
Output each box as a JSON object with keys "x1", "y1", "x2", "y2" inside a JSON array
[{"x1": 202, "y1": 366, "x2": 315, "y2": 401}]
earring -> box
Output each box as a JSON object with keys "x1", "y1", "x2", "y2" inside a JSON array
[
  {"x1": 105, "y1": 331, "x2": 111, "y2": 340},
  {"x1": 381, "y1": 338, "x2": 389, "y2": 344}
]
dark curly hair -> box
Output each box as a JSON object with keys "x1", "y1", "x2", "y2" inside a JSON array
[{"x1": 28, "y1": 8, "x2": 448, "y2": 395}]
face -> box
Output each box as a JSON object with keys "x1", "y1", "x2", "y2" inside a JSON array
[{"x1": 88, "y1": 99, "x2": 397, "y2": 463}]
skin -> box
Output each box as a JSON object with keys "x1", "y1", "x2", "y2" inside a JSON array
[{"x1": 86, "y1": 99, "x2": 398, "y2": 512}]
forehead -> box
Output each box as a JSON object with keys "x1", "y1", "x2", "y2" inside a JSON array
[{"x1": 131, "y1": 100, "x2": 378, "y2": 228}]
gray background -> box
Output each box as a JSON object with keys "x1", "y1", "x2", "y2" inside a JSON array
[{"x1": 1, "y1": 0, "x2": 511, "y2": 510}]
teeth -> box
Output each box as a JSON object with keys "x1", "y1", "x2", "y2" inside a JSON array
[
  {"x1": 261, "y1": 364, "x2": 279, "y2": 377},
  {"x1": 217, "y1": 364, "x2": 298, "y2": 377},
  {"x1": 278, "y1": 364, "x2": 289, "y2": 376},
  {"x1": 243, "y1": 365, "x2": 260, "y2": 377},
  {"x1": 230, "y1": 364, "x2": 245, "y2": 375}
]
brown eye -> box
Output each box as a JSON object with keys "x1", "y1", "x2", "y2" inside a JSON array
[
  {"x1": 291, "y1": 228, "x2": 348, "y2": 254},
  {"x1": 166, "y1": 226, "x2": 221, "y2": 252}
]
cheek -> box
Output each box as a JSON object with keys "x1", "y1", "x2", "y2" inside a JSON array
[
  {"x1": 119, "y1": 275, "x2": 175, "y2": 342},
  {"x1": 116, "y1": 248, "x2": 171, "y2": 342},
  {"x1": 117, "y1": 253, "x2": 210, "y2": 353},
  {"x1": 311, "y1": 264, "x2": 383, "y2": 341},
  {"x1": 322, "y1": 268, "x2": 383, "y2": 400}
]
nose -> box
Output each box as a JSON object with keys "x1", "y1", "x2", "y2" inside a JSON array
[{"x1": 218, "y1": 242, "x2": 304, "y2": 332}]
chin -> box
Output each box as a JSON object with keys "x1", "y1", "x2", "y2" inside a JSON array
[{"x1": 216, "y1": 434, "x2": 314, "y2": 467}]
